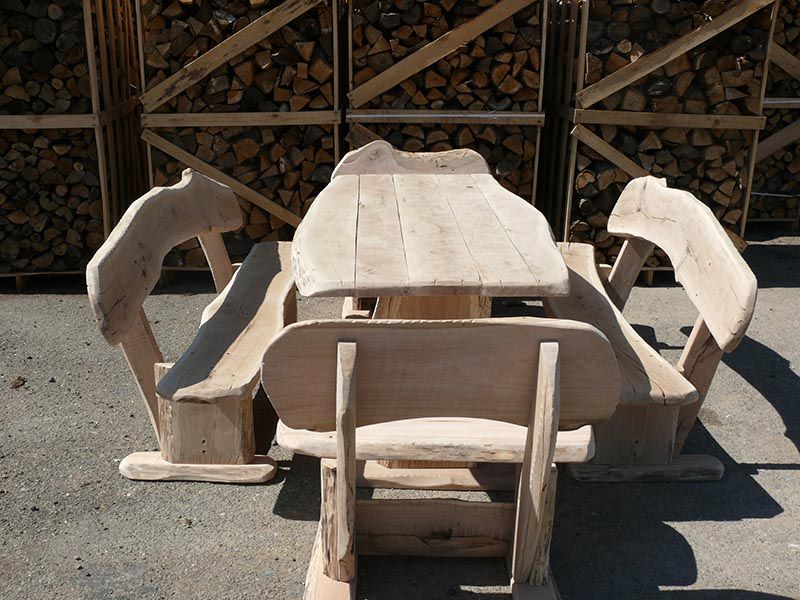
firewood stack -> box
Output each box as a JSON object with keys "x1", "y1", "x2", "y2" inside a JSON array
[
  {"x1": 0, "y1": 0, "x2": 145, "y2": 277},
  {"x1": 347, "y1": 0, "x2": 544, "y2": 203},
  {"x1": 0, "y1": 129, "x2": 104, "y2": 273},
  {"x1": 749, "y1": 0, "x2": 800, "y2": 224},
  {"x1": 557, "y1": 0, "x2": 776, "y2": 267},
  {"x1": 140, "y1": 0, "x2": 336, "y2": 113},
  {"x1": 139, "y1": 0, "x2": 339, "y2": 267}
]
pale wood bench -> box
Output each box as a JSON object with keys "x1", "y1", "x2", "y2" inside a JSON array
[
  {"x1": 546, "y1": 176, "x2": 757, "y2": 482},
  {"x1": 87, "y1": 169, "x2": 295, "y2": 483}
]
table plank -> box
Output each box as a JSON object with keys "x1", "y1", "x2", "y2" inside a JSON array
[
  {"x1": 438, "y1": 174, "x2": 545, "y2": 294},
  {"x1": 393, "y1": 173, "x2": 482, "y2": 295},
  {"x1": 292, "y1": 175, "x2": 359, "y2": 296},
  {"x1": 354, "y1": 174, "x2": 410, "y2": 294},
  {"x1": 472, "y1": 174, "x2": 569, "y2": 297}
]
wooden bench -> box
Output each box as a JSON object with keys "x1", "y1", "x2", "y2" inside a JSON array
[
  {"x1": 87, "y1": 169, "x2": 296, "y2": 483},
  {"x1": 545, "y1": 176, "x2": 757, "y2": 482},
  {"x1": 261, "y1": 317, "x2": 620, "y2": 599}
]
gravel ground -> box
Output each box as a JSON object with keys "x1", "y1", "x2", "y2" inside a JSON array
[{"x1": 0, "y1": 235, "x2": 798, "y2": 600}]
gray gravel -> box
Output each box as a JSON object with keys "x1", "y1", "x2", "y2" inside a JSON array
[{"x1": 0, "y1": 235, "x2": 798, "y2": 599}]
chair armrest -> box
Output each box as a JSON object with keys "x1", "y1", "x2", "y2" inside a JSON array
[{"x1": 156, "y1": 242, "x2": 296, "y2": 404}]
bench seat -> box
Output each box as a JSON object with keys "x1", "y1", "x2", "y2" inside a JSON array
[
  {"x1": 277, "y1": 417, "x2": 595, "y2": 463},
  {"x1": 543, "y1": 242, "x2": 698, "y2": 407},
  {"x1": 156, "y1": 241, "x2": 295, "y2": 403}
]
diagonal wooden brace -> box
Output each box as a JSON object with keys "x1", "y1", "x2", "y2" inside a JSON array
[
  {"x1": 770, "y1": 44, "x2": 800, "y2": 84},
  {"x1": 755, "y1": 119, "x2": 800, "y2": 162},
  {"x1": 571, "y1": 125, "x2": 648, "y2": 179},
  {"x1": 140, "y1": 0, "x2": 324, "y2": 112},
  {"x1": 575, "y1": 0, "x2": 775, "y2": 109},
  {"x1": 348, "y1": 0, "x2": 535, "y2": 108}
]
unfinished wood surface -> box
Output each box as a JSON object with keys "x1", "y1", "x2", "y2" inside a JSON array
[
  {"x1": 571, "y1": 125, "x2": 649, "y2": 179},
  {"x1": 591, "y1": 403, "x2": 680, "y2": 466},
  {"x1": 673, "y1": 317, "x2": 726, "y2": 456},
  {"x1": 142, "y1": 112, "x2": 340, "y2": 128},
  {"x1": 575, "y1": 0, "x2": 775, "y2": 109},
  {"x1": 331, "y1": 140, "x2": 490, "y2": 178},
  {"x1": 304, "y1": 523, "x2": 357, "y2": 600},
  {"x1": 608, "y1": 176, "x2": 758, "y2": 352},
  {"x1": 277, "y1": 420, "x2": 595, "y2": 464},
  {"x1": 140, "y1": 0, "x2": 325, "y2": 111},
  {"x1": 567, "y1": 454, "x2": 724, "y2": 483},
  {"x1": 572, "y1": 110, "x2": 767, "y2": 130},
  {"x1": 755, "y1": 119, "x2": 800, "y2": 162},
  {"x1": 197, "y1": 233, "x2": 234, "y2": 294},
  {"x1": 87, "y1": 169, "x2": 242, "y2": 345},
  {"x1": 264, "y1": 318, "x2": 619, "y2": 432},
  {"x1": 770, "y1": 44, "x2": 800, "y2": 85},
  {"x1": 156, "y1": 242, "x2": 294, "y2": 404},
  {"x1": 606, "y1": 238, "x2": 657, "y2": 310},
  {"x1": 512, "y1": 342, "x2": 559, "y2": 586},
  {"x1": 372, "y1": 296, "x2": 491, "y2": 319},
  {"x1": 348, "y1": 0, "x2": 537, "y2": 108},
  {"x1": 118, "y1": 452, "x2": 276, "y2": 483},
  {"x1": 355, "y1": 498, "x2": 515, "y2": 558},
  {"x1": 347, "y1": 111, "x2": 545, "y2": 126},
  {"x1": 544, "y1": 243, "x2": 698, "y2": 406},
  {"x1": 292, "y1": 173, "x2": 568, "y2": 298},
  {"x1": 335, "y1": 343, "x2": 357, "y2": 583},
  {"x1": 356, "y1": 461, "x2": 518, "y2": 491}
]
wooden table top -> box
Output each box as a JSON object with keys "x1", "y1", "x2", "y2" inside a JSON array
[{"x1": 292, "y1": 173, "x2": 569, "y2": 298}]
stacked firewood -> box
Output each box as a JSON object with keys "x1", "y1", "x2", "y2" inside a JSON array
[
  {"x1": 354, "y1": 122, "x2": 538, "y2": 199},
  {"x1": 140, "y1": 0, "x2": 335, "y2": 112},
  {"x1": 351, "y1": 0, "x2": 542, "y2": 111},
  {"x1": 769, "y1": 0, "x2": 800, "y2": 97},
  {"x1": 570, "y1": 125, "x2": 750, "y2": 266},
  {"x1": 0, "y1": 0, "x2": 92, "y2": 115},
  {"x1": 584, "y1": 0, "x2": 773, "y2": 115},
  {"x1": 151, "y1": 125, "x2": 335, "y2": 265},
  {"x1": 0, "y1": 129, "x2": 104, "y2": 273}
]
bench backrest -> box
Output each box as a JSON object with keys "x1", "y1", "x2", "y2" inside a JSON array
[
  {"x1": 331, "y1": 140, "x2": 491, "y2": 177},
  {"x1": 608, "y1": 176, "x2": 757, "y2": 352},
  {"x1": 262, "y1": 317, "x2": 620, "y2": 432},
  {"x1": 87, "y1": 169, "x2": 242, "y2": 345}
]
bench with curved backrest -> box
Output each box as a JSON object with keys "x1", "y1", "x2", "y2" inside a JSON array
[
  {"x1": 331, "y1": 140, "x2": 493, "y2": 321},
  {"x1": 86, "y1": 169, "x2": 296, "y2": 483},
  {"x1": 261, "y1": 317, "x2": 620, "y2": 599},
  {"x1": 544, "y1": 176, "x2": 757, "y2": 482}
]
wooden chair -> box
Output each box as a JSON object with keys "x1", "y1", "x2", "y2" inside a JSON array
[
  {"x1": 332, "y1": 140, "x2": 493, "y2": 320},
  {"x1": 87, "y1": 169, "x2": 296, "y2": 483},
  {"x1": 261, "y1": 317, "x2": 620, "y2": 599},
  {"x1": 544, "y1": 176, "x2": 757, "y2": 482}
]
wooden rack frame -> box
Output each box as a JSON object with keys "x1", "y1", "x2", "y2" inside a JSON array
[
  {"x1": 136, "y1": 0, "x2": 342, "y2": 234},
  {"x1": 345, "y1": 0, "x2": 548, "y2": 205},
  {"x1": 0, "y1": 0, "x2": 147, "y2": 279}
]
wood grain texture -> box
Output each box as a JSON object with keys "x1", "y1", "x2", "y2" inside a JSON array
[
  {"x1": 544, "y1": 243, "x2": 698, "y2": 406},
  {"x1": 608, "y1": 176, "x2": 757, "y2": 351},
  {"x1": 355, "y1": 461, "x2": 518, "y2": 491},
  {"x1": 118, "y1": 452, "x2": 276, "y2": 483},
  {"x1": 263, "y1": 317, "x2": 619, "y2": 432},
  {"x1": 335, "y1": 343, "x2": 357, "y2": 582},
  {"x1": 292, "y1": 172, "x2": 569, "y2": 298},
  {"x1": 156, "y1": 242, "x2": 294, "y2": 404},
  {"x1": 277, "y1": 420, "x2": 595, "y2": 464},
  {"x1": 87, "y1": 169, "x2": 242, "y2": 345},
  {"x1": 566, "y1": 453, "x2": 724, "y2": 482},
  {"x1": 606, "y1": 237, "x2": 656, "y2": 310}
]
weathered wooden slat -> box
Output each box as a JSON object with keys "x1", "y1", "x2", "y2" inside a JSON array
[
  {"x1": 573, "y1": 110, "x2": 766, "y2": 130},
  {"x1": 347, "y1": 110, "x2": 545, "y2": 125},
  {"x1": 142, "y1": 111, "x2": 340, "y2": 128},
  {"x1": 755, "y1": 120, "x2": 800, "y2": 162},
  {"x1": 571, "y1": 125, "x2": 649, "y2": 178},
  {"x1": 770, "y1": 43, "x2": 800, "y2": 84}
]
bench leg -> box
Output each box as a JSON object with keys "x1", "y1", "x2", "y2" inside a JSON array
[{"x1": 566, "y1": 405, "x2": 723, "y2": 482}]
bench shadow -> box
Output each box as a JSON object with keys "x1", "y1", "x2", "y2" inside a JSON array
[{"x1": 741, "y1": 240, "x2": 800, "y2": 289}]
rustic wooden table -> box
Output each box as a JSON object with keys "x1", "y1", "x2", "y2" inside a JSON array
[{"x1": 292, "y1": 172, "x2": 569, "y2": 318}]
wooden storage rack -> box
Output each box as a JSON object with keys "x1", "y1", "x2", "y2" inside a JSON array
[
  {"x1": 543, "y1": 0, "x2": 779, "y2": 270},
  {"x1": 137, "y1": 0, "x2": 341, "y2": 268},
  {"x1": 345, "y1": 0, "x2": 547, "y2": 205},
  {"x1": 744, "y1": 1, "x2": 800, "y2": 232},
  {"x1": 0, "y1": 0, "x2": 147, "y2": 280}
]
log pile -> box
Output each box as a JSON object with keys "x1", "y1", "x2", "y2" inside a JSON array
[
  {"x1": 151, "y1": 125, "x2": 335, "y2": 266},
  {"x1": 353, "y1": 122, "x2": 538, "y2": 199},
  {"x1": 0, "y1": 0, "x2": 93, "y2": 115},
  {"x1": 583, "y1": 0, "x2": 773, "y2": 116},
  {"x1": 351, "y1": 0, "x2": 543, "y2": 111},
  {"x1": 140, "y1": 0, "x2": 336, "y2": 112},
  {"x1": 569, "y1": 125, "x2": 751, "y2": 266},
  {"x1": 0, "y1": 129, "x2": 104, "y2": 273},
  {"x1": 766, "y1": 0, "x2": 800, "y2": 97}
]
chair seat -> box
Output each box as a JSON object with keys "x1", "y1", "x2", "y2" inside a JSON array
[
  {"x1": 277, "y1": 417, "x2": 595, "y2": 463},
  {"x1": 156, "y1": 242, "x2": 293, "y2": 403},
  {"x1": 544, "y1": 242, "x2": 698, "y2": 407}
]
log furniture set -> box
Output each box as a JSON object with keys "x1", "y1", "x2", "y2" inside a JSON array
[{"x1": 86, "y1": 141, "x2": 757, "y2": 598}]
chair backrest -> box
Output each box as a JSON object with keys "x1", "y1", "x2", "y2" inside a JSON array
[
  {"x1": 262, "y1": 317, "x2": 620, "y2": 432},
  {"x1": 608, "y1": 176, "x2": 757, "y2": 352},
  {"x1": 331, "y1": 140, "x2": 491, "y2": 178},
  {"x1": 86, "y1": 169, "x2": 242, "y2": 345}
]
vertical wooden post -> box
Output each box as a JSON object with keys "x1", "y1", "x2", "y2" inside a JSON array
[{"x1": 335, "y1": 342, "x2": 357, "y2": 582}]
